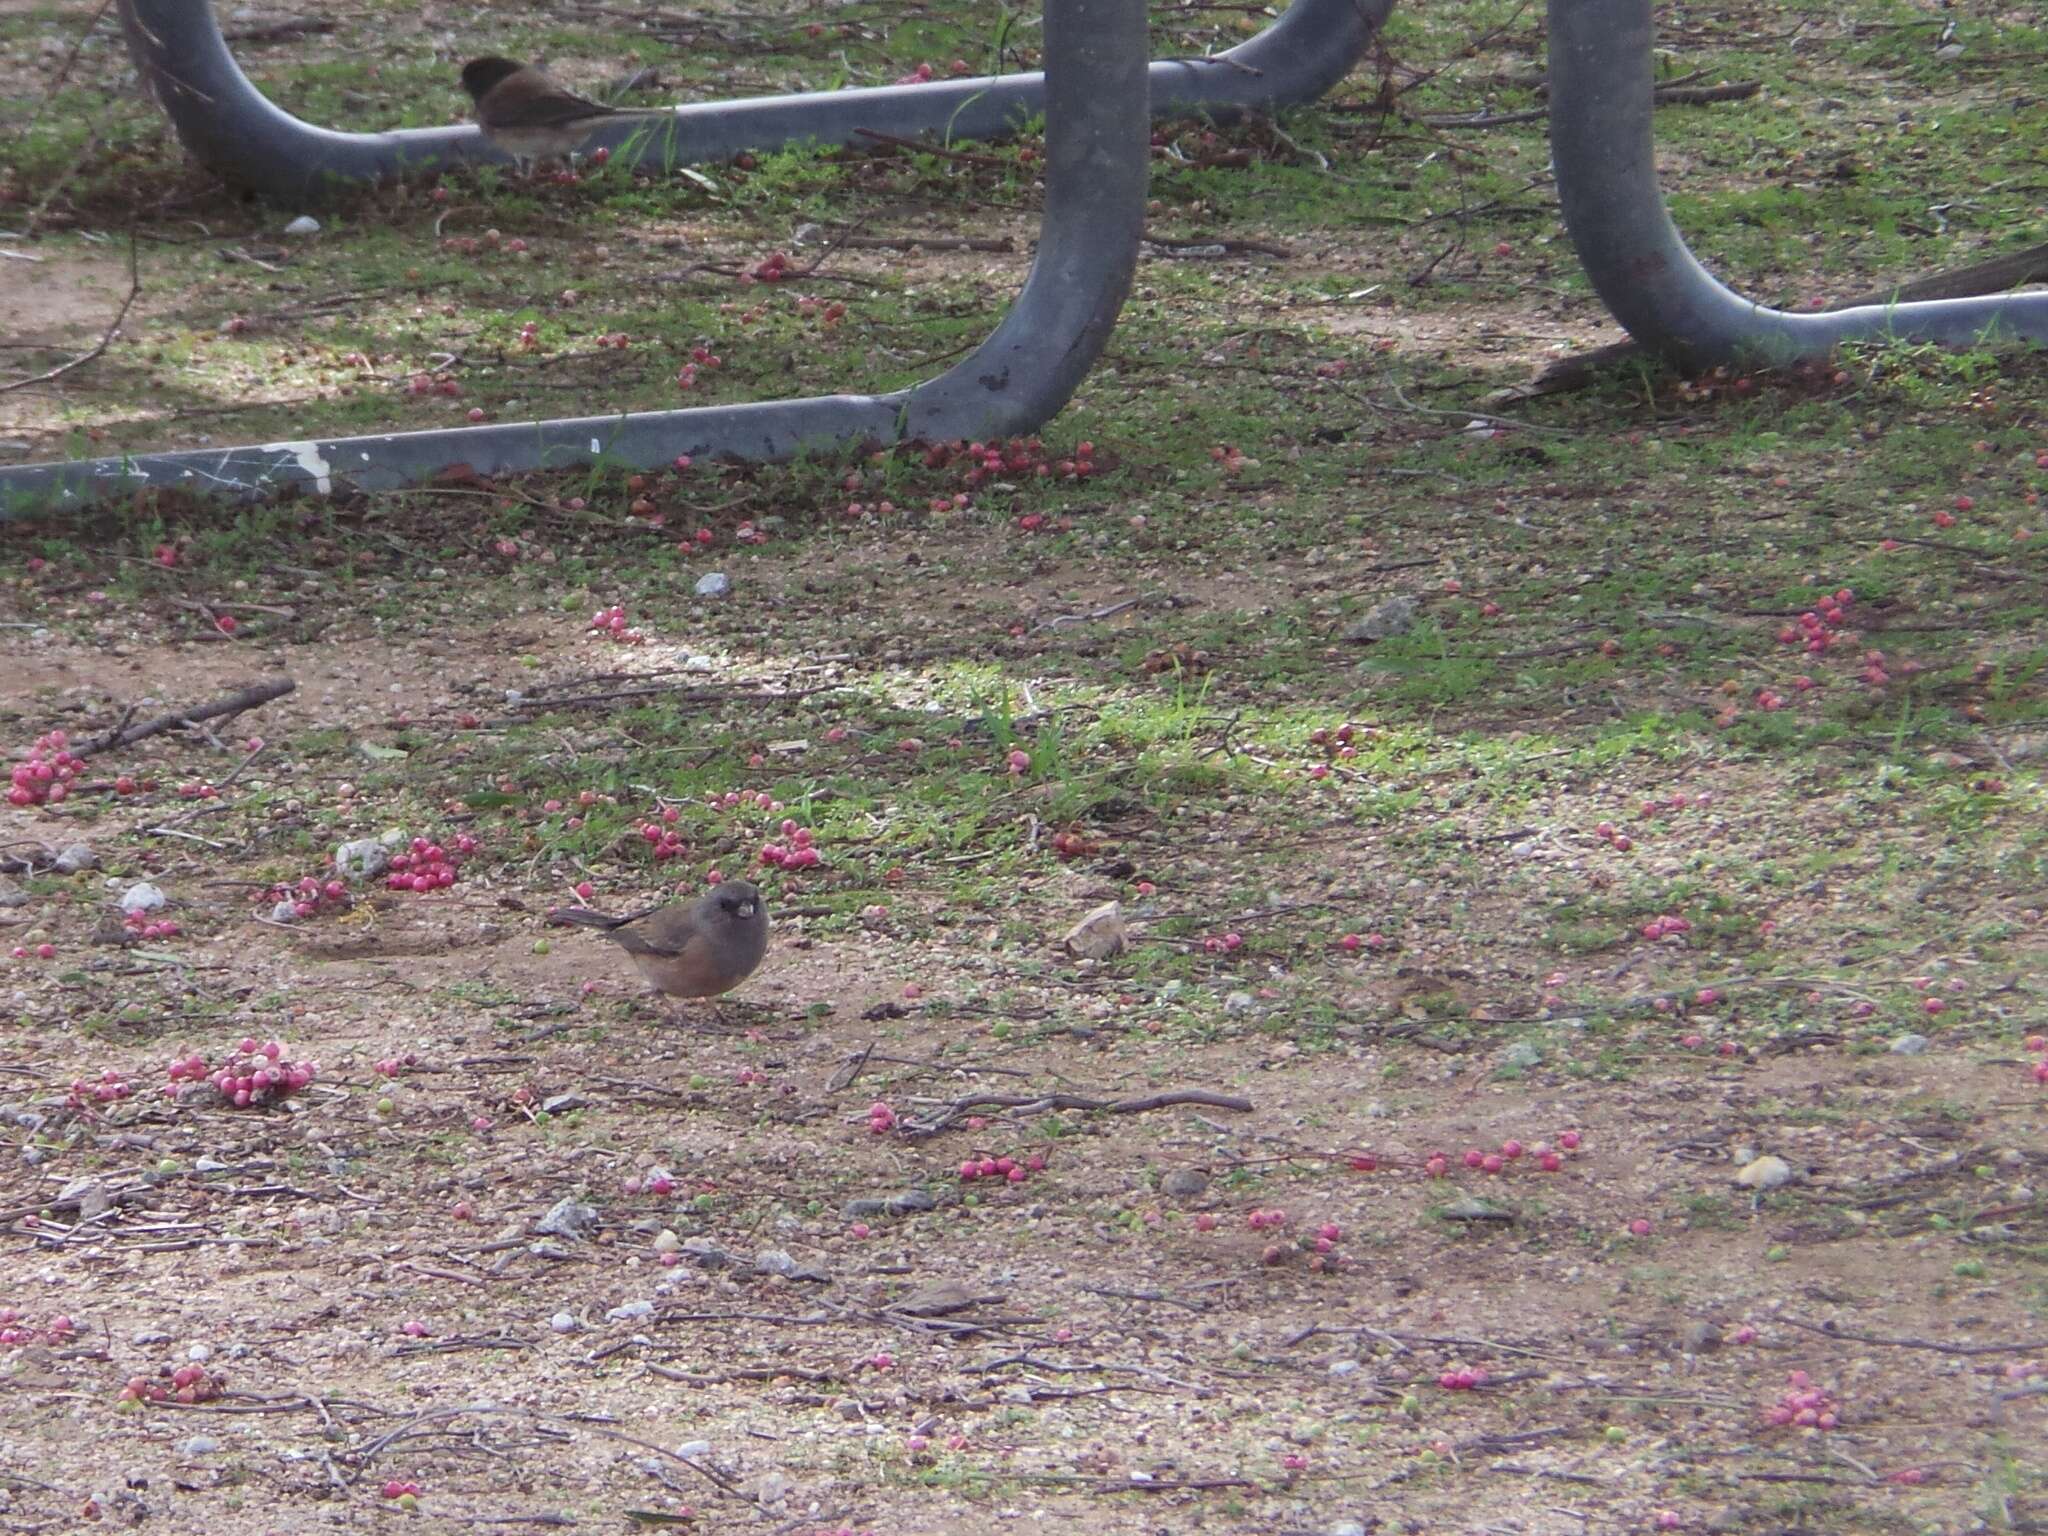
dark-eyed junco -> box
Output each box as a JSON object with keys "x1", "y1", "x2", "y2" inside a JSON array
[
  {"x1": 459, "y1": 56, "x2": 674, "y2": 172},
  {"x1": 550, "y1": 881, "x2": 769, "y2": 1008}
]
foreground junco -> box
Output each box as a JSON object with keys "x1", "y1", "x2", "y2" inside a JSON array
[
  {"x1": 550, "y1": 881, "x2": 769, "y2": 1008},
  {"x1": 459, "y1": 56, "x2": 675, "y2": 171}
]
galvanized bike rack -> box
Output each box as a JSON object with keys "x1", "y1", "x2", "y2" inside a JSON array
[
  {"x1": 0, "y1": 0, "x2": 1147, "y2": 510},
  {"x1": 118, "y1": 0, "x2": 1390, "y2": 199},
  {"x1": 1549, "y1": 0, "x2": 2048, "y2": 368}
]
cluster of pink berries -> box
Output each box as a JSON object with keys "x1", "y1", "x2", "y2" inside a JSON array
[
  {"x1": 709, "y1": 787, "x2": 782, "y2": 813},
  {"x1": 0, "y1": 1308, "x2": 73, "y2": 1346},
  {"x1": 8, "y1": 730, "x2": 85, "y2": 807},
  {"x1": 1245, "y1": 1208, "x2": 1289, "y2": 1231},
  {"x1": 637, "y1": 819, "x2": 688, "y2": 861},
  {"x1": 1858, "y1": 648, "x2": 1922, "y2": 690},
  {"x1": 121, "y1": 908, "x2": 182, "y2": 941},
  {"x1": 866, "y1": 1101, "x2": 896, "y2": 1135},
  {"x1": 177, "y1": 780, "x2": 220, "y2": 800},
  {"x1": 1640, "y1": 791, "x2": 1711, "y2": 817},
  {"x1": 892, "y1": 58, "x2": 972, "y2": 84},
  {"x1": 2027, "y1": 1033, "x2": 2048, "y2": 1085},
  {"x1": 957, "y1": 1152, "x2": 1046, "y2": 1184},
  {"x1": 1640, "y1": 912, "x2": 1692, "y2": 941},
  {"x1": 385, "y1": 834, "x2": 476, "y2": 893},
  {"x1": 1201, "y1": 931, "x2": 1245, "y2": 955},
  {"x1": 1423, "y1": 1130, "x2": 1580, "y2": 1179},
  {"x1": 380, "y1": 1481, "x2": 423, "y2": 1505},
  {"x1": 261, "y1": 874, "x2": 349, "y2": 920},
  {"x1": 404, "y1": 372, "x2": 462, "y2": 399},
  {"x1": 922, "y1": 434, "x2": 1098, "y2": 488},
  {"x1": 1002, "y1": 748, "x2": 1032, "y2": 776},
  {"x1": 170, "y1": 1039, "x2": 316, "y2": 1108},
  {"x1": 1335, "y1": 932, "x2": 1390, "y2": 953},
  {"x1": 1764, "y1": 1370, "x2": 1839, "y2": 1429},
  {"x1": 621, "y1": 1168, "x2": 677, "y2": 1197},
  {"x1": 760, "y1": 821, "x2": 822, "y2": 869},
  {"x1": 792, "y1": 296, "x2": 848, "y2": 327},
  {"x1": 1593, "y1": 820, "x2": 1634, "y2": 853},
  {"x1": 373, "y1": 1053, "x2": 417, "y2": 1080},
  {"x1": 116, "y1": 1363, "x2": 220, "y2": 1405},
  {"x1": 1049, "y1": 828, "x2": 1095, "y2": 860},
  {"x1": 588, "y1": 605, "x2": 647, "y2": 646},
  {"x1": 1308, "y1": 722, "x2": 1360, "y2": 759},
  {"x1": 1777, "y1": 590, "x2": 1855, "y2": 656},
  {"x1": 67, "y1": 1070, "x2": 132, "y2": 1109},
  {"x1": 1438, "y1": 1367, "x2": 1490, "y2": 1390},
  {"x1": 675, "y1": 343, "x2": 725, "y2": 391}
]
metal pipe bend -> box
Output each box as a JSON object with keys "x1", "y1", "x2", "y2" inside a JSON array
[
  {"x1": 1548, "y1": 0, "x2": 2048, "y2": 370},
  {"x1": 120, "y1": 0, "x2": 1390, "y2": 199},
  {"x1": 0, "y1": 0, "x2": 1148, "y2": 512}
]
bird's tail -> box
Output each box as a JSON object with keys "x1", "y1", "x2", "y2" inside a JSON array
[{"x1": 548, "y1": 906, "x2": 628, "y2": 931}]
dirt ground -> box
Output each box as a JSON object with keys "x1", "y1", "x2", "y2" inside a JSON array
[{"x1": 5, "y1": 0, "x2": 2048, "y2": 1531}]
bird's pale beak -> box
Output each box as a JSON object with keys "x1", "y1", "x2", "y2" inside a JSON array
[{"x1": 734, "y1": 899, "x2": 757, "y2": 919}]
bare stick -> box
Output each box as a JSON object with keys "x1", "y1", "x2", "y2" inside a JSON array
[
  {"x1": 80, "y1": 677, "x2": 295, "y2": 756},
  {"x1": 0, "y1": 234, "x2": 139, "y2": 396},
  {"x1": 901, "y1": 1087, "x2": 1252, "y2": 1138}
]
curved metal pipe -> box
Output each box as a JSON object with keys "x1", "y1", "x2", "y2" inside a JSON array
[
  {"x1": 0, "y1": 0, "x2": 1145, "y2": 512},
  {"x1": 1549, "y1": 0, "x2": 2048, "y2": 369},
  {"x1": 120, "y1": 0, "x2": 1389, "y2": 199}
]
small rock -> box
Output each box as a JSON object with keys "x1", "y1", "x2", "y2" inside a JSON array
[
  {"x1": 283, "y1": 214, "x2": 321, "y2": 236},
  {"x1": 1502, "y1": 1040, "x2": 1544, "y2": 1070},
  {"x1": 332, "y1": 839, "x2": 390, "y2": 881},
  {"x1": 1061, "y1": 901, "x2": 1128, "y2": 960},
  {"x1": 832, "y1": 1397, "x2": 864, "y2": 1421},
  {"x1": 1327, "y1": 1359, "x2": 1360, "y2": 1378},
  {"x1": 753, "y1": 1471, "x2": 791, "y2": 1505},
  {"x1": 1734, "y1": 1155, "x2": 1794, "y2": 1191},
  {"x1": 651, "y1": 1228, "x2": 680, "y2": 1254},
  {"x1": 1440, "y1": 1197, "x2": 1514, "y2": 1224},
  {"x1": 540, "y1": 1093, "x2": 589, "y2": 1114},
  {"x1": 1681, "y1": 1320, "x2": 1724, "y2": 1354},
  {"x1": 1328, "y1": 1522, "x2": 1368, "y2": 1536},
  {"x1": 270, "y1": 900, "x2": 301, "y2": 923},
  {"x1": 1223, "y1": 990, "x2": 1255, "y2": 1015},
  {"x1": 842, "y1": 1188, "x2": 937, "y2": 1221},
  {"x1": 1341, "y1": 594, "x2": 1419, "y2": 643},
  {"x1": 680, "y1": 1237, "x2": 737, "y2": 1270},
  {"x1": 549, "y1": 1311, "x2": 578, "y2": 1333},
  {"x1": 605, "y1": 1300, "x2": 655, "y2": 1322},
  {"x1": 53, "y1": 843, "x2": 98, "y2": 874},
  {"x1": 59, "y1": 1178, "x2": 112, "y2": 1221},
  {"x1": 0, "y1": 876, "x2": 26, "y2": 908},
  {"x1": 1160, "y1": 1168, "x2": 1209, "y2": 1199},
  {"x1": 535, "y1": 1198, "x2": 600, "y2": 1241},
  {"x1": 754, "y1": 1248, "x2": 827, "y2": 1281},
  {"x1": 118, "y1": 882, "x2": 167, "y2": 915},
  {"x1": 693, "y1": 571, "x2": 731, "y2": 598},
  {"x1": 178, "y1": 1436, "x2": 221, "y2": 1457},
  {"x1": 675, "y1": 1440, "x2": 712, "y2": 1461},
  {"x1": 1889, "y1": 1033, "x2": 1930, "y2": 1056},
  {"x1": 892, "y1": 1279, "x2": 985, "y2": 1317}
]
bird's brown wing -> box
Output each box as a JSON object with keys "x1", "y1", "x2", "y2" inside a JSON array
[
  {"x1": 514, "y1": 89, "x2": 618, "y2": 127},
  {"x1": 607, "y1": 905, "x2": 702, "y2": 958},
  {"x1": 486, "y1": 73, "x2": 620, "y2": 129}
]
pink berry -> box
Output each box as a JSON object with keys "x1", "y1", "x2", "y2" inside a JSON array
[
  {"x1": 1559, "y1": 1131, "x2": 1581, "y2": 1150},
  {"x1": 1628, "y1": 1218, "x2": 1652, "y2": 1237}
]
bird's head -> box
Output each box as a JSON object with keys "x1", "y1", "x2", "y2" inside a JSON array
[
  {"x1": 713, "y1": 880, "x2": 763, "y2": 923},
  {"x1": 459, "y1": 56, "x2": 528, "y2": 103}
]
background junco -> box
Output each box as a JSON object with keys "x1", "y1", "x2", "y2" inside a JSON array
[
  {"x1": 459, "y1": 56, "x2": 675, "y2": 171},
  {"x1": 550, "y1": 881, "x2": 769, "y2": 1008}
]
